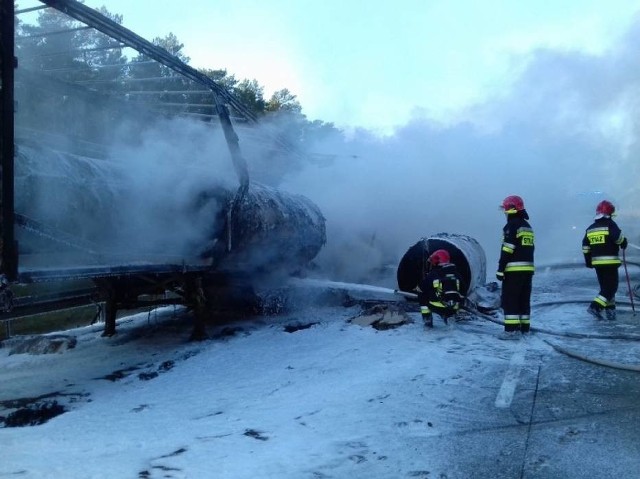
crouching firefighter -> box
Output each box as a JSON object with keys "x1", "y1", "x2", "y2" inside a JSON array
[
  {"x1": 582, "y1": 199, "x2": 628, "y2": 321},
  {"x1": 418, "y1": 249, "x2": 464, "y2": 328}
]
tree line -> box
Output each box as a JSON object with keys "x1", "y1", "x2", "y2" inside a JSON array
[{"x1": 14, "y1": 3, "x2": 342, "y2": 173}]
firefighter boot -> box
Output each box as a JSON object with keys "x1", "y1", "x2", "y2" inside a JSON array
[
  {"x1": 498, "y1": 330, "x2": 520, "y2": 340},
  {"x1": 605, "y1": 308, "x2": 616, "y2": 321},
  {"x1": 587, "y1": 304, "x2": 604, "y2": 320},
  {"x1": 422, "y1": 313, "x2": 433, "y2": 329}
]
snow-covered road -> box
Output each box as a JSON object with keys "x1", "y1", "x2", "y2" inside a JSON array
[{"x1": 1, "y1": 263, "x2": 640, "y2": 479}]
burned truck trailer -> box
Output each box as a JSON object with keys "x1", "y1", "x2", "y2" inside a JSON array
[
  {"x1": 12, "y1": 142, "x2": 326, "y2": 337},
  {"x1": 0, "y1": 0, "x2": 328, "y2": 339}
]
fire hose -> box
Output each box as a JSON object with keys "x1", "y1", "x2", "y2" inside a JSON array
[{"x1": 394, "y1": 288, "x2": 640, "y2": 372}]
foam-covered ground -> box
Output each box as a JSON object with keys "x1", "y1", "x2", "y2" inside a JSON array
[{"x1": 1, "y1": 262, "x2": 640, "y2": 479}]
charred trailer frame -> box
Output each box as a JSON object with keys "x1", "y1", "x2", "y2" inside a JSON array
[{"x1": 0, "y1": 0, "x2": 326, "y2": 340}]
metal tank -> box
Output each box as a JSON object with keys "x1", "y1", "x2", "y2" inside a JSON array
[
  {"x1": 15, "y1": 142, "x2": 326, "y2": 276},
  {"x1": 396, "y1": 233, "x2": 487, "y2": 295}
]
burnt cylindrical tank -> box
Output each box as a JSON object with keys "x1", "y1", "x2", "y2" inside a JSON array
[
  {"x1": 14, "y1": 143, "x2": 326, "y2": 275},
  {"x1": 396, "y1": 233, "x2": 487, "y2": 295},
  {"x1": 198, "y1": 182, "x2": 326, "y2": 274}
]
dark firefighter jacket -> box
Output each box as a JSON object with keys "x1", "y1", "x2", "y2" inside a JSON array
[
  {"x1": 497, "y1": 212, "x2": 535, "y2": 279},
  {"x1": 418, "y1": 263, "x2": 464, "y2": 313},
  {"x1": 582, "y1": 216, "x2": 627, "y2": 267}
]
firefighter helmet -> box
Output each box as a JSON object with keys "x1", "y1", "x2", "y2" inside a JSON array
[
  {"x1": 501, "y1": 195, "x2": 525, "y2": 213},
  {"x1": 428, "y1": 249, "x2": 450, "y2": 266},
  {"x1": 596, "y1": 200, "x2": 615, "y2": 216}
]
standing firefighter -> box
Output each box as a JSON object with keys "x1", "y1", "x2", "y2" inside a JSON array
[
  {"x1": 582, "y1": 200, "x2": 627, "y2": 321},
  {"x1": 418, "y1": 249, "x2": 464, "y2": 328},
  {"x1": 496, "y1": 195, "x2": 535, "y2": 339}
]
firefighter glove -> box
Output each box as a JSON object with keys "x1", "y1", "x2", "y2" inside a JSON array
[
  {"x1": 495, "y1": 272, "x2": 504, "y2": 282},
  {"x1": 621, "y1": 238, "x2": 628, "y2": 250}
]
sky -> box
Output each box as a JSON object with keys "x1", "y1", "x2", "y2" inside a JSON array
[
  {"x1": 69, "y1": 0, "x2": 640, "y2": 133},
  {"x1": 1, "y1": 264, "x2": 640, "y2": 478}
]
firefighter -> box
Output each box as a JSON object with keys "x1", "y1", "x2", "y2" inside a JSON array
[
  {"x1": 582, "y1": 200, "x2": 627, "y2": 321},
  {"x1": 418, "y1": 249, "x2": 464, "y2": 328},
  {"x1": 496, "y1": 195, "x2": 535, "y2": 339}
]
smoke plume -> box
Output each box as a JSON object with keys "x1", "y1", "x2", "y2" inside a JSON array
[{"x1": 282, "y1": 18, "x2": 640, "y2": 284}]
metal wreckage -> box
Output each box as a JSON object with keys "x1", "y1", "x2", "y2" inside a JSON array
[
  {"x1": 1, "y1": 0, "x2": 495, "y2": 341},
  {"x1": 0, "y1": 0, "x2": 325, "y2": 339},
  {"x1": 396, "y1": 233, "x2": 498, "y2": 313}
]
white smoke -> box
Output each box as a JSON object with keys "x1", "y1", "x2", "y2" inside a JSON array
[
  {"x1": 106, "y1": 118, "x2": 238, "y2": 259},
  {"x1": 281, "y1": 17, "x2": 640, "y2": 284}
]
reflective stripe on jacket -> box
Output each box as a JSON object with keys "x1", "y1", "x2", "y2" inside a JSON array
[{"x1": 504, "y1": 261, "x2": 535, "y2": 272}]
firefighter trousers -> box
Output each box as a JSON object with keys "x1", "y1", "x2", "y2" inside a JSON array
[
  {"x1": 592, "y1": 266, "x2": 619, "y2": 311},
  {"x1": 501, "y1": 272, "x2": 533, "y2": 333}
]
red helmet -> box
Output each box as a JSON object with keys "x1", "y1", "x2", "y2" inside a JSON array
[
  {"x1": 596, "y1": 200, "x2": 615, "y2": 216},
  {"x1": 501, "y1": 195, "x2": 525, "y2": 213},
  {"x1": 428, "y1": 249, "x2": 450, "y2": 266}
]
